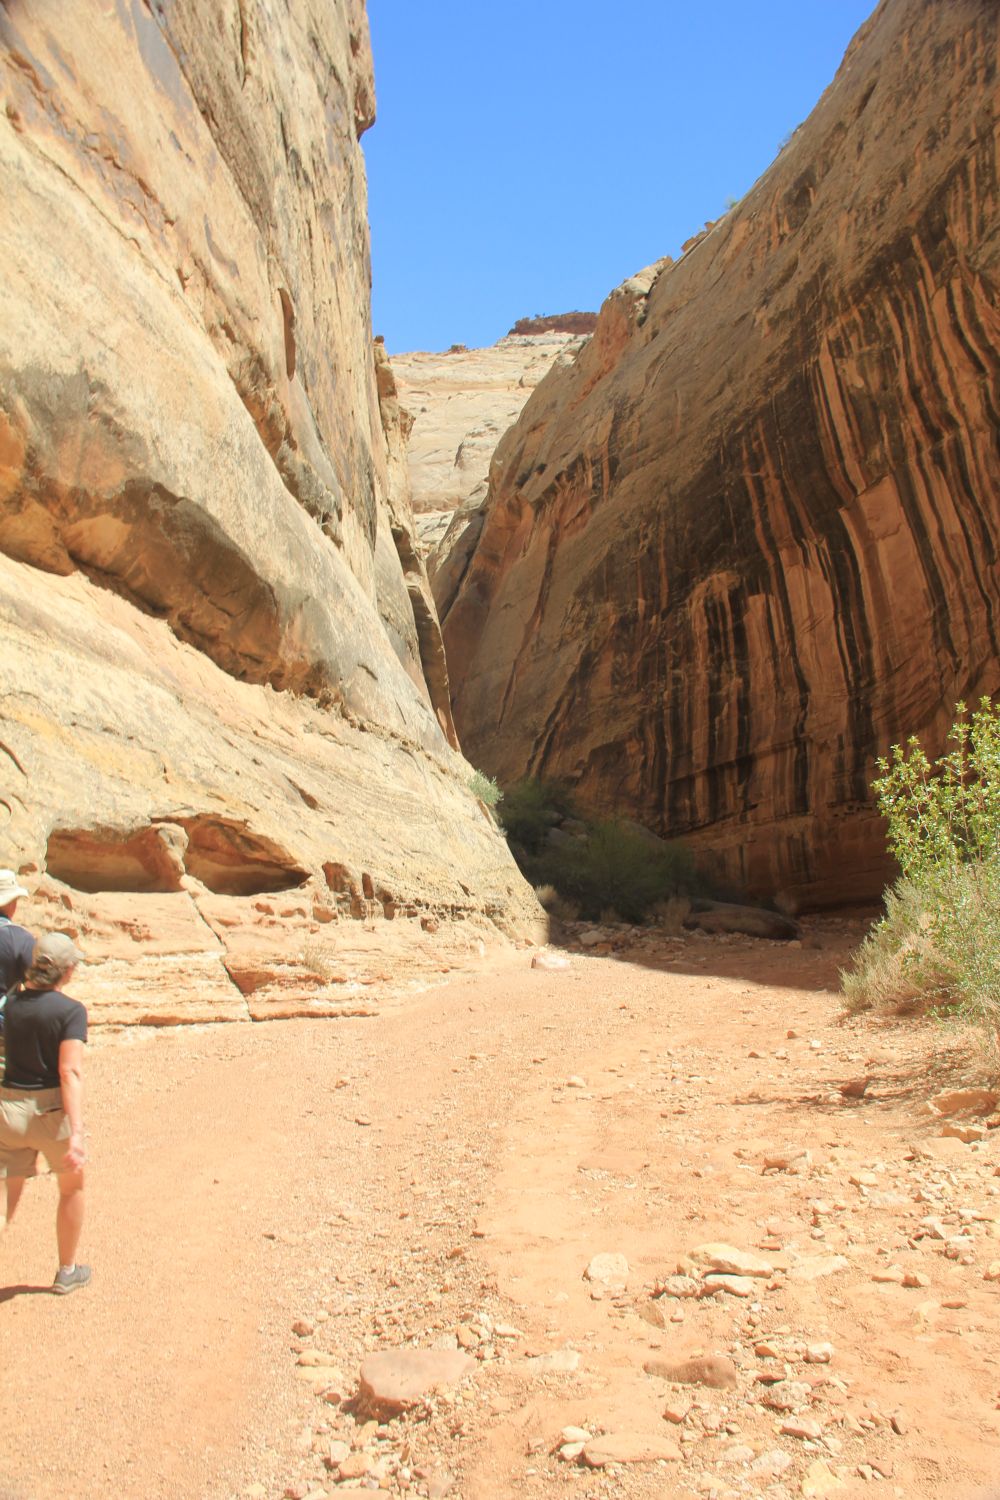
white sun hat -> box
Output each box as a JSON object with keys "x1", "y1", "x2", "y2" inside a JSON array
[{"x1": 0, "y1": 869, "x2": 29, "y2": 905}]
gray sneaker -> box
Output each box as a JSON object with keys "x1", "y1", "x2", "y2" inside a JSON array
[{"x1": 52, "y1": 1264, "x2": 91, "y2": 1295}]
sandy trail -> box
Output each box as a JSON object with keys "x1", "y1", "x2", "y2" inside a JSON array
[{"x1": 1, "y1": 920, "x2": 998, "y2": 1500}]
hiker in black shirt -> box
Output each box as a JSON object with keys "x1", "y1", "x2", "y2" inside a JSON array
[
  {"x1": 1, "y1": 931, "x2": 91, "y2": 1294},
  {"x1": 0, "y1": 867, "x2": 34, "y2": 1005}
]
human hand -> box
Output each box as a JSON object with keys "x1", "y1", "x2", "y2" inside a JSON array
[{"x1": 65, "y1": 1131, "x2": 87, "y2": 1170}]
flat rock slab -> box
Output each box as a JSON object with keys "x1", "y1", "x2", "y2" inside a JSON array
[
  {"x1": 801, "y1": 1458, "x2": 847, "y2": 1496},
  {"x1": 688, "y1": 1242, "x2": 774, "y2": 1277},
  {"x1": 930, "y1": 1088, "x2": 998, "y2": 1117},
  {"x1": 524, "y1": 1347, "x2": 581, "y2": 1374},
  {"x1": 703, "y1": 1273, "x2": 756, "y2": 1296},
  {"x1": 582, "y1": 1434, "x2": 681, "y2": 1467},
  {"x1": 644, "y1": 1355, "x2": 738, "y2": 1389},
  {"x1": 359, "y1": 1350, "x2": 474, "y2": 1417},
  {"x1": 787, "y1": 1254, "x2": 850, "y2": 1282}
]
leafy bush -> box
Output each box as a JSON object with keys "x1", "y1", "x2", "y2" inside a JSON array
[
  {"x1": 500, "y1": 778, "x2": 575, "y2": 854},
  {"x1": 468, "y1": 769, "x2": 502, "y2": 809},
  {"x1": 540, "y1": 818, "x2": 695, "y2": 924},
  {"x1": 843, "y1": 699, "x2": 1000, "y2": 1035}
]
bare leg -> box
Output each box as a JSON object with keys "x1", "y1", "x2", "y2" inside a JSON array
[
  {"x1": 56, "y1": 1170, "x2": 84, "y2": 1266},
  {"x1": 4, "y1": 1175, "x2": 25, "y2": 1225}
]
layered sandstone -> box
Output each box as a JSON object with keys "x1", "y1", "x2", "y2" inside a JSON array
[
  {"x1": 389, "y1": 332, "x2": 589, "y2": 519},
  {"x1": 442, "y1": 0, "x2": 1000, "y2": 909},
  {"x1": 0, "y1": 1, "x2": 540, "y2": 1021}
]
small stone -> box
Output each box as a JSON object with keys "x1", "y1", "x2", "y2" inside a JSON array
[
  {"x1": 358, "y1": 1350, "x2": 474, "y2": 1418},
  {"x1": 426, "y1": 1471, "x2": 454, "y2": 1500},
  {"x1": 663, "y1": 1402, "x2": 691, "y2": 1424},
  {"x1": 984, "y1": 1262, "x2": 1000, "y2": 1282},
  {"x1": 919, "y1": 1216, "x2": 948, "y2": 1240},
  {"x1": 805, "y1": 1343, "x2": 833, "y2": 1364},
  {"x1": 585, "y1": 1252, "x2": 629, "y2": 1288},
  {"x1": 326, "y1": 1440, "x2": 351, "y2": 1468},
  {"x1": 801, "y1": 1458, "x2": 846, "y2": 1496},
  {"x1": 722, "y1": 1444, "x2": 756, "y2": 1463},
  {"x1": 561, "y1": 1426, "x2": 592, "y2": 1444},
  {"x1": 902, "y1": 1271, "x2": 930, "y2": 1289},
  {"x1": 657, "y1": 1274, "x2": 700, "y2": 1299},
  {"x1": 337, "y1": 1453, "x2": 373, "y2": 1480},
  {"x1": 355, "y1": 1115, "x2": 372, "y2": 1127},
  {"x1": 762, "y1": 1148, "x2": 812, "y2": 1172},
  {"x1": 782, "y1": 1417, "x2": 823, "y2": 1439},
  {"x1": 292, "y1": 1319, "x2": 315, "y2": 1337},
  {"x1": 750, "y1": 1449, "x2": 793, "y2": 1477},
  {"x1": 872, "y1": 1265, "x2": 904, "y2": 1284},
  {"x1": 559, "y1": 1442, "x2": 586, "y2": 1461},
  {"x1": 566, "y1": 1075, "x2": 587, "y2": 1088},
  {"x1": 531, "y1": 951, "x2": 570, "y2": 971},
  {"x1": 762, "y1": 1381, "x2": 811, "y2": 1412},
  {"x1": 850, "y1": 1171, "x2": 879, "y2": 1188}
]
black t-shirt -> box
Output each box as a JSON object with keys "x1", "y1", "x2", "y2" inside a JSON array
[
  {"x1": 2, "y1": 989, "x2": 88, "y2": 1090},
  {"x1": 0, "y1": 916, "x2": 34, "y2": 996}
]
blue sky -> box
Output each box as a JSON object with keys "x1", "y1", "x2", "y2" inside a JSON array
[{"x1": 364, "y1": 1, "x2": 875, "y2": 353}]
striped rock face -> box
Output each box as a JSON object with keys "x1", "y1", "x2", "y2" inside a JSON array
[{"x1": 441, "y1": 0, "x2": 1000, "y2": 909}]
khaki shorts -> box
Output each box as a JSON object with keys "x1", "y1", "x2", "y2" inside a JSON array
[{"x1": 0, "y1": 1087, "x2": 74, "y2": 1177}]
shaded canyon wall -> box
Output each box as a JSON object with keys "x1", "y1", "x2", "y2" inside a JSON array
[
  {"x1": 442, "y1": 0, "x2": 1000, "y2": 909},
  {"x1": 0, "y1": 0, "x2": 541, "y2": 1022}
]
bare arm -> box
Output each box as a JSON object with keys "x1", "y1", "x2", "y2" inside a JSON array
[{"x1": 58, "y1": 1038, "x2": 85, "y2": 1171}]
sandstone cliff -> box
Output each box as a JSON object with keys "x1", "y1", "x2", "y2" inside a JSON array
[
  {"x1": 0, "y1": 1, "x2": 540, "y2": 1022},
  {"x1": 389, "y1": 332, "x2": 589, "y2": 519},
  {"x1": 442, "y1": 0, "x2": 1000, "y2": 909}
]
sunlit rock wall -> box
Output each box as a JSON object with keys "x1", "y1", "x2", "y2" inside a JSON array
[
  {"x1": 0, "y1": 0, "x2": 541, "y2": 1021},
  {"x1": 442, "y1": 0, "x2": 1000, "y2": 909}
]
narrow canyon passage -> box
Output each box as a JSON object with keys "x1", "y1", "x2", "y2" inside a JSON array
[{"x1": 1, "y1": 925, "x2": 997, "y2": 1500}]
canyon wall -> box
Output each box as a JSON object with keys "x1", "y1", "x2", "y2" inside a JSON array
[
  {"x1": 442, "y1": 0, "x2": 1000, "y2": 909},
  {"x1": 0, "y1": 0, "x2": 540, "y2": 1022},
  {"x1": 390, "y1": 331, "x2": 590, "y2": 520}
]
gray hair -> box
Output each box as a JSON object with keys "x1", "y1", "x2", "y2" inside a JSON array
[{"x1": 24, "y1": 932, "x2": 84, "y2": 989}]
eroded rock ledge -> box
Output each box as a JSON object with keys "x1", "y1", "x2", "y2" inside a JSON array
[{"x1": 442, "y1": 0, "x2": 1000, "y2": 909}]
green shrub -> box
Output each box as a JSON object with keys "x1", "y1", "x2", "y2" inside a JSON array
[
  {"x1": 843, "y1": 699, "x2": 1000, "y2": 1035},
  {"x1": 540, "y1": 818, "x2": 695, "y2": 924},
  {"x1": 469, "y1": 769, "x2": 502, "y2": 809},
  {"x1": 500, "y1": 778, "x2": 575, "y2": 854}
]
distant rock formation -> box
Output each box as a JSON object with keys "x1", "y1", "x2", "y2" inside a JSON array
[
  {"x1": 441, "y1": 0, "x2": 1000, "y2": 910},
  {"x1": 508, "y1": 313, "x2": 599, "y2": 337},
  {"x1": 389, "y1": 333, "x2": 590, "y2": 520},
  {"x1": 0, "y1": 1, "x2": 541, "y2": 1022}
]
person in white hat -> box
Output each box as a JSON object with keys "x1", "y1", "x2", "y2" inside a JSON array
[
  {"x1": 0, "y1": 868, "x2": 34, "y2": 1009},
  {"x1": 1, "y1": 931, "x2": 90, "y2": 1293}
]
